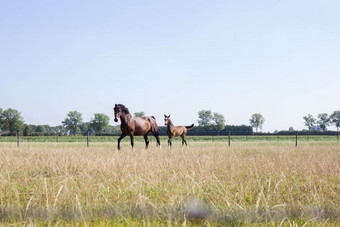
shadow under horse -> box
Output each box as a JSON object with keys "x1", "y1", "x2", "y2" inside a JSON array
[
  {"x1": 114, "y1": 104, "x2": 161, "y2": 150},
  {"x1": 164, "y1": 114, "x2": 194, "y2": 148}
]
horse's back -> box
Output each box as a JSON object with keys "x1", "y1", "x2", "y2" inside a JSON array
[{"x1": 131, "y1": 116, "x2": 158, "y2": 136}]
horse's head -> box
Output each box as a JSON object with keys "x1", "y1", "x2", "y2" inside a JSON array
[
  {"x1": 114, "y1": 104, "x2": 130, "y2": 122},
  {"x1": 113, "y1": 104, "x2": 121, "y2": 122},
  {"x1": 164, "y1": 114, "x2": 171, "y2": 126}
]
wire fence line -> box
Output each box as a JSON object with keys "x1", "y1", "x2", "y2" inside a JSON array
[{"x1": 0, "y1": 132, "x2": 339, "y2": 148}]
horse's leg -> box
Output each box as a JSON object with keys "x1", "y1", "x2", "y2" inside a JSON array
[
  {"x1": 152, "y1": 131, "x2": 161, "y2": 148},
  {"x1": 144, "y1": 134, "x2": 149, "y2": 149},
  {"x1": 130, "y1": 134, "x2": 135, "y2": 151},
  {"x1": 117, "y1": 133, "x2": 127, "y2": 150},
  {"x1": 156, "y1": 135, "x2": 161, "y2": 148}
]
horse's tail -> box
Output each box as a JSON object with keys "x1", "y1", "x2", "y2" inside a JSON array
[{"x1": 185, "y1": 123, "x2": 194, "y2": 129}]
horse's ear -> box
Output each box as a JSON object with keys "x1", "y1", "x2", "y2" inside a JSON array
[
  {"x1": 115, "y1": 104, "x2": 117, "y2": 107},
  {"x1": 168, "y1": 115, "x2": 170, "y2": 118},
  {"x1": 164, "y1": 114, "x2": 167, "y2": 118}
]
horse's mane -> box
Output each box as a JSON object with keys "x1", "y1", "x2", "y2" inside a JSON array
[
  {"x1": 117, "y1": 104, "x2": 130, "y2": 114},
  {"x1": 168, "y1": 118, "x2": 174, "y2": 126}
]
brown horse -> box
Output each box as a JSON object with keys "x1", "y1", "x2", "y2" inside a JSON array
[
  {"x1": 164, "y1": 114, "x2": 194, "y2": 148},
  {"x1": 114, "y1": 104, "x2": 161, "y2": 150}
]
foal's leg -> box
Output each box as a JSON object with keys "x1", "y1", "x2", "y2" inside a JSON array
[
  {"x1": 168, "y1": 137, "x2": 171, "y2": 148},
  {"x1": 168, "y1": 135, "x2": 174, "y2": 148},
  {"x1": 117, "y1": 133, "x2": 127, "y2": 150},
  {"x1": 181, "y1": 135, "x2": 188, "y2": 147},
  {"x1": 144, "y1": 134, "x2": 149, "y2": 149}
]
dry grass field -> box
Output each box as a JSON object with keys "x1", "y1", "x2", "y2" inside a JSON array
[{"x1": 0, "y1": 140, "x2": 339, "y2": 226}]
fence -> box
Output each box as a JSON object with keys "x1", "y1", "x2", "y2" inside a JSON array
[{"x1": 0, "y1": 131, "x2": 338, "y2": 147}]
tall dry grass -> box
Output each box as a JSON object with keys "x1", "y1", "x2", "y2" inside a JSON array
[{"x1": 0, "y1": 141, "x2": 339, "y2": 225}]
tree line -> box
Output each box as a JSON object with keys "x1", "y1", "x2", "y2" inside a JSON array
[
  {"x1": 303, "y1": 112, "x2": 340, "y2": 133},
  {"x1": 0, "y1": 108, "x2": 120, "y2": 136},
  {"x1": 0, "y1": 107, "x2": 339, "y2": 136}
]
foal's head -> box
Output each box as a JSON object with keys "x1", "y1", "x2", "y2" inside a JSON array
[
  {"x1": 114, "y1": 104, "x2": 130, "y2": 122},
  {"x1": 164, "y1": 114, "x2": 171, "y2": 126}
]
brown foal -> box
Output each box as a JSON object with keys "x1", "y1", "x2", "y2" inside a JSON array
[{"x1": 164, "y1": 114, "x2": 194, "y2": 148}]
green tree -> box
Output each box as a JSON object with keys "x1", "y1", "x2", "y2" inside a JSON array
[
  {"x1": 101, "y1": 125, "x2": 121, "y2": 135},
  {"x1": 62, "y1": 111, "x2": 83, "y2": 135},
  {"x1": 0, "y1": 107, "x2": 3, "y2": 130},
  {"x1": 249, "y1": 113, "x2": 265, "y2": 133},
  {"x1": 79, "y1": 122, "x2": 91, "y2": 135},
  {"x1": 330, "y1": 111, "x2": 340, "y2": 134},
  {"x1": 23, "y1": 125, "x2": 34, "y2": 136},
  {"x1": 134, "y1": 112, "x2": 145, "y2": 117},
  {"x1": 198, "y1": 110, "x2": 213, "y2": 128},
  {"x1": 317, "y1": 113, "x2": 330, "y2": 132},
  {"x1": 0, "y1": 108, "x2": 25, "y2": 134},
  {"x1": 212, "y1": 112, "x2": 225, "y2": 130},
  {"x1": 90, "y1": 113, "x2": 110, "y2": 134},
  {"x1": 51, "y1": 125, "x2": 67, "y2": 136},
  {"x1": 35, "y1": 125, "x2": 46, "y2": 136},
  {"x1": 225, "y1": 125, "x2": 253, "y2": 135},
  {"x1": 303, "y1": 114, "x2": 316, "y2": 131}
]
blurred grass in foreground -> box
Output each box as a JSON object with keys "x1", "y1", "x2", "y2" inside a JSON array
[{"x1": 0, "y1": 141, "x2": 339, "y2": 225}]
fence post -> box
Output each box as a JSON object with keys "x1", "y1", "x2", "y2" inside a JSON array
[
  {"x1": 295, "y1": 131, "x2": 298, "y2": 147},
  {"x1": 228, "y1": 131, "x2": 231, "y2": 147},
  {"x1": 87, "y1": 130, "x2": 90, "y2": 147},
  {"x1": 17, "y1": 130, "x2": 20, "y2": 147}
]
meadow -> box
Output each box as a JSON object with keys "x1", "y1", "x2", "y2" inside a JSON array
[{"x1": 0, "y1": 140, "x2": 339, "y2": 226}]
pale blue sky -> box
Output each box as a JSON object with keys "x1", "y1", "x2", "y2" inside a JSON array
[{"x1": 1, "y1": 0, "x2": 339, "y2": 132}]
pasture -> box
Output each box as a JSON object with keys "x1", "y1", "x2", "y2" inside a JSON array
[{"x1": 0, "y1": 140, "x2": 339, "y2": 226}]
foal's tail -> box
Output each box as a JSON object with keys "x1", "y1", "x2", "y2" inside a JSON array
[{"x1": 185, "y1": 123, "x2": 194, "y2": 129}]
